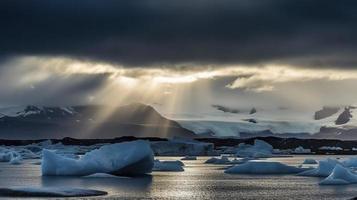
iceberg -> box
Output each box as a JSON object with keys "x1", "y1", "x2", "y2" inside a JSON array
[
  {"x1": 341, "y1": 157, "x2": 357, "y2": 168},
  {"x1": 205, "y1": 156, "x2": 231, "y2": 164},
  {"x1": 42, "y1": 140, "x2": 154, "y2": 176},
  {"x1": 181, "y1": 156, "x2": 197, "y2": 160},
  {"x1": 0, "y1": 187, "x2": 107, "y2": 197},
  {"x1": 236, "y1": 140, "x2": 273, "y2": 158},
  {"x1": 0, "y1": 148, "x2": 22, "y2": 163},
  {"x1": 84, "y1": 173, "x2": 129, "y2": 178},
  {"x1": 9, "y1": 156, "x2": 22, "y2": 165},
  {"x1": 153, "y1": 160, "x2": 184, "y2": 171},
  {"x1": 302, "y1": 158, "x2": 318, "y2": 164},
  {"x1": 205, "y1": 156, "x2": 249, "y2": 165},
  {"x1": 225, "y1": 161, "x2": 304, "y2": 174},
  {"x1": 319, "y1": 146, "x2": 343, "y2": 151},
  {"x1": 320, "y1": 164, "x2": 357, "y2": 185},
  {"x1": 293, "y1": 146, "x2": 311, "y2": 154},
  {"x1": 298, "y1": 158, "x2": 340, "y2": 177}
]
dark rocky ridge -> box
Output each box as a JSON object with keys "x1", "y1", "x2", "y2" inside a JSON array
[
  {"x1": 335, "y1": 107, "x2": 353, "y2": 125},
  {"x1": 212, "y1": 105, "x2": 240, "y2": 114},
  {"x1": 2, "y1": 136, "x2": 357, "y2": 155},
  {"x1": 314, "y1": 106, "x2": 340, "y2": 120}
]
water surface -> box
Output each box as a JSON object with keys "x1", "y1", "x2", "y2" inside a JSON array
[{"x1": 0, "y1": 155, "x2": 356, "y2": 200}]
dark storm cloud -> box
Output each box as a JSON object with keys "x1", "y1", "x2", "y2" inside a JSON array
[
  {"x1": 1, "y1": 0, "x2": 357, "y2": 67},
  {"x1": 0, "y1": 73, "x2": 109, "y2": 106}
]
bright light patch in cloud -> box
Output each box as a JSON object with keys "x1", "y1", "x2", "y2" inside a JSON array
[{"x1": 4, "y1": 56, "x2": 357, "y2": 93}]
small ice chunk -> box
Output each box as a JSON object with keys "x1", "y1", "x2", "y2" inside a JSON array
[
  {"x1": 153, "y1": 160, "x2": 184, "y2": 171},
  {"x1": 302, "y1": 158, "x2": 318, "y2": 165},
  {"x1": 9, "y1": 156, "x2": 22, "y2": 165},
  {"x1": 0, "y1": 187, "x2": 107, "y2": 197},
  {"x1": 225, "y1": 161, "x2": 305, "y2": 174},
  {"x1": 320, "y1": 164, "x2": 357, "y2": 185},
  {"x1": 181, "y1": 156, "x2": 197, "y2": 160}
]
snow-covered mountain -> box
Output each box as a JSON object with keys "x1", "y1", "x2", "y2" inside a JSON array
[
  {"x1": 0, "y1": 104, "x2": 195, "y2": 139},
  {"x1": 1, "y1": 103, "x2": 357, "y2": 140},
  {"x1": 172, "y1": 105, "x2": 357, "y2": 140}
]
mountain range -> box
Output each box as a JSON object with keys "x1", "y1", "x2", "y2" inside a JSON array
[{"x1": 0, "y1": 103, "x2": 195, "y2": 139}]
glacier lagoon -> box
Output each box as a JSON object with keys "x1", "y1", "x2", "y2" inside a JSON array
[{"x1": 1, "y1": 156, "x2": 357, "y2": 200}]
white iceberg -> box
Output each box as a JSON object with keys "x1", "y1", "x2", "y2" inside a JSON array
[
  {"x1": 225, "y1": 161, "x2": 304, "y2": 174},
  {"x1": 42, "y1": 140, "x2": 154, "y2": 176},
  {"x1": 153, "y1": 160, "x2": 184, "y2": 171},
  {"x1": 302, "y1": 158, "x2": 318, "y2": 164},
  {"x1": 298, "y1": 158, "x2": 340, "y2": 177},
  {"x1": 293, "y1": 146, "x2": 311, "y2": 154},
  {"x1": 0, "y1": 187, "x2": 107, "y2": 197},
  {"x1": 320, "y1": 164, "x2": 357, "y2": 185},
  {"x1": 205, "y1": 156, "x2": 249, "y2": 165},
  {"x1": 319, "y1": 146, "x2": 343, "y2": 151},
  {"x1": 205, "y1": 156, "x2": 231, "y2": 164},
  {"x1": 236, "y1": 140, "x2": 273, "y2": 158}
]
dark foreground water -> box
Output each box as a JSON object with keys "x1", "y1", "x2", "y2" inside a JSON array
[{"x1": 0, "y1": 156, "x2": 357, "y2": 200}]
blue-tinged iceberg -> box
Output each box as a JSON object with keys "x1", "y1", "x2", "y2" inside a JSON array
[
  {"x1": 225, "y1": 161, "x2": 305, "y2": 174},
  {"x1": 42, "y1": 140, "x2": 154, "y2": 176}
]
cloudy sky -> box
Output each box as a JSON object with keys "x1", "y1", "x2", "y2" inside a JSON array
[{"x1": 1, "y1": 0, "x2": 357, "y2": 117}]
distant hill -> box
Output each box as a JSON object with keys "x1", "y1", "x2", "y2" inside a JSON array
[{"x1": 0, "y1": 103, "x2": 195, "y2": 139}]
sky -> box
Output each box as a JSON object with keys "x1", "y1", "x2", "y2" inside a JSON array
[{"x1": 1, "y1": 0, "x2": 357, "y2": 118}]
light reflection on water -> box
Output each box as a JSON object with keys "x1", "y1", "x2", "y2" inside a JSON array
[{"x1": 0, "y1": 155, "x2": 357, "y2": 199}]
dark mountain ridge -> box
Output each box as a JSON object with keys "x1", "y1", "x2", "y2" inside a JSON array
[{"x1": 0, "y1": 103, "x2": 195, "y2": 139}]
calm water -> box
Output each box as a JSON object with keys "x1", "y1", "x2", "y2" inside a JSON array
[{"x1": 0, "y1": 155, "x2": 357, "y2": 200}]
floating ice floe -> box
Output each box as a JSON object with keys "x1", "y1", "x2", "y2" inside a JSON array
[
  {"x1": 42, "y1": 140, "x2": 154, "y2": 176},
  {"x1": 153, "y1": 160, "x2": 184, "y2": 171},
  {"x1": 236, "y1": 140, "x2": 273, "y2": 158},
  {"x1": 0, "y1": 187, "x2": 107, "y2": 197},
  {"x1": 298, "y1": 158, "x2": 340, "y2": 177},
  {"x1": 205, "y1": 156, "x2": 249, "y2": 165},
  {"x1": 302, "y1": 158, "x2": 318, "y2": 164},
  {"x1": 320, "y1": 164, "x2": 357, "y2": 185},
  {"x1": 181, "y1": 156, "x2": 197, "y2": 160},
  {"x1": 225, "y1": 161, "x2": 305, "y2": 174}
]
